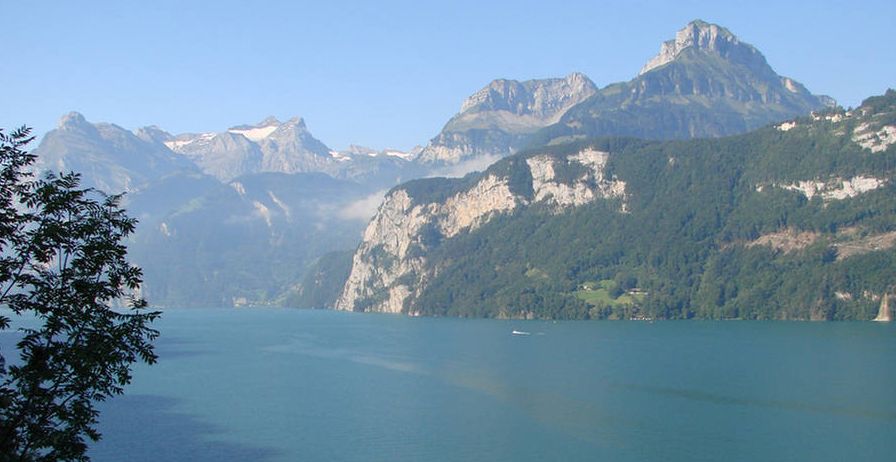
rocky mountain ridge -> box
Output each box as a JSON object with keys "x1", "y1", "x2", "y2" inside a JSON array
[
  {"x1": 415, "y1": 73, "x2": 598, "y2": 164},
  {"x1": 535, "y1": 20, "x2": 834, "y2": 145},
  {"x1": 639, "y1": 19, "x2": 749, "y2": 75},
  {"x1": 33, "y1": 112, "x2": 199, "y2": 193},
  {"x1": 34, "y1": 112, "x2": 422, "y2": 192},
  {"x1": 418, "y1": 20, "x2": 833, "y2": 167},
  {"x1": 335, "y1": 148, "x2": 628, "y2": 313},
  {"x1": 333, "y1": 89, "x2": 896, "y2": 319}
]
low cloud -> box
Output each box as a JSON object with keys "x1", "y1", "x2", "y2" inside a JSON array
[
  {"x1": 427, "y1": 154, "x2": 503, "y2": 178},
  {"x1": 333, "y1": 155, "x2": 504, "y2": 223},
  {"x1": 338, "y1": 190, "x2": 387, "y2": 221}
]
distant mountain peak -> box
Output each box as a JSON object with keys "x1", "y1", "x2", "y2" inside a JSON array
[
  {"x1": 283, "y1": 116, "x2": 306, "y2": 129},
  {"x1": 639, "y1": 19, "x2": 750, "y2": 75},
  {"x1": 134, "y1": 125, "x2": 174, "y2": 144},
  {"x1": 257, "y1": 116, "x2": 281, "y2": 127},
  {"x1": 343, "y1": 144, "x2": 379, "y2": 156},
  {"x1": 564, "y1": 71, "x2": 592, "y2": 85},
  {"x1": 417, "y1": 73, "x2": 598, "y2": 164},
  {"x1": 227, "y1": 116, "x2": 296, "y2": 142},
  {"x1": 459, "y1": 73, "x2": 596, "y2": 115},
  {"x1": 57, "y1": 111, "x2": 92, "y2": 131}
]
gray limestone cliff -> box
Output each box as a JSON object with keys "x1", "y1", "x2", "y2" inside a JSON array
[
  {"x1": 335, "y1": 147, "x2": 626, "y2": 313},
  {"x1": 874, "y1": 293, "x2": 892, "y2": 322},
  {"x1": 639, "y1": 20, "x2": 752, "y2": 75}
]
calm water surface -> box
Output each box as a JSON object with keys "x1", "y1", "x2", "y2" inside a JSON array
[{"x1": 76, "y1": 309, "x2": 896, "y2": 461}]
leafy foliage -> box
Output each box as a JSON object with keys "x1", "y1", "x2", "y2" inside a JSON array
[{"x1": 0, "y1": 127, "x2": 159, "y2": 461}]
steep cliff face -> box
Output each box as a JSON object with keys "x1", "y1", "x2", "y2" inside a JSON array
[
  {"x1": 416, "y1": 73, "x2": 598, "y2": 164},
  {"x1": 527, "y1": 150, "x2": 626, "y2": 210},
  {"x1": 639, "y1": 20, "x2": 758, "y2": 75},
  {"x1": 336, "y1": 148, "x2": 626, "y2": 313}
]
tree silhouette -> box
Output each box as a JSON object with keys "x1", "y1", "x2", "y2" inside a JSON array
[{"x1": 0, "y1": 127, "x2": 160, "y2": 461}]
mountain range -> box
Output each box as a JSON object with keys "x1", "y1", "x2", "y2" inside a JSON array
[
  {"x1": 532, "y1": 20, "x2": 835, "y2": 145},
  {"x1": 26, "y1": 19, "x2": 864, "y2": 311},
  {"x1": 419, "y1": 20, "x2": 833, "y2": 165},
  {"x1": 334, "y1": 90, "x2": 896, "y2": 320}
]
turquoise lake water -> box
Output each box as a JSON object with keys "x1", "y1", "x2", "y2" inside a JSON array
[{"x1": 40, "y1": 309, "x2": 896, "y2": 460}]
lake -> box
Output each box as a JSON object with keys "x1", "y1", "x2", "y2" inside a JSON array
[{"x1": 77, "y1": 309, "x2": 895, "y2": 461}]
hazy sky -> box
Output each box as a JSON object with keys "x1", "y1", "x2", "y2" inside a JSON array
[{"x1": 4, "y1": 0, "x2": 894, "y2": 150}]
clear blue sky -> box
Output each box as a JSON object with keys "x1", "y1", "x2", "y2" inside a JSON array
[{"x1": 3, "y1": 0, "x2": 894, "y2": 151}]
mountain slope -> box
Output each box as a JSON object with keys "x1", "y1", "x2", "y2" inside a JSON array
[
  {"x1": 415, "y1": 20, "x2": 832, "y2": 168},
  {"x1": 532, "y1": 20, "x2": 834, "y2": 146},
  {"x1": 29, "y1": 112, "x2": 423, "y2": 308},
  {"x1": 162, "y1": 116, "x2": 335, "y2": 180},
  {"x1": 32, "y1": 112, "x2": 198, "y2": 193},
  {"x1": 127, "y1": 171, "x2": 372, "y2": 307},
  {"x1": 335, "y1": 90, "x2": 896, "y2": 320},
  {"x1": 416, "y1": 73, "x2": 598, "y2": 164}
]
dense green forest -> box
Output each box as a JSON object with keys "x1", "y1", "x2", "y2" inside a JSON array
[{"x1": 362, "y1": 91, "x2": 896, "y2": 320}]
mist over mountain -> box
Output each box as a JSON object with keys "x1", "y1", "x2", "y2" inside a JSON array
[
  {"x1": 126, "y1": 171, "x2": 371, "y2": 307},
  {"x1": 25, "y1": 19, "x2": 854, "y2": 310},
  {"x1": 30, "y1": 112, "x2": 415, "y2": 307}
]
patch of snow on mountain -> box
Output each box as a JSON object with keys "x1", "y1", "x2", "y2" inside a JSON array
[
  {"x1": 228, "y1": 125, "x2": 278, "y2": 142},
  {"x1": 164, "y1": 132, "x2": 216, "y2": 151},
  {"x1": 329, "y1": 150, "x2": 352, "y2": 162},
  {"x1": 382, "y1": 149, "x2": 416, "y2": 160}
]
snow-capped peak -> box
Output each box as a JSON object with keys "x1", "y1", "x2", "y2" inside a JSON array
[{"x1": 164, "y1": 132, "x2": 217, "y2": 152}]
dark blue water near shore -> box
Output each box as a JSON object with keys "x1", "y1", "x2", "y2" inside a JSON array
[{"x1": 81, "y1": 309, "x2": 894, "y2": 461}]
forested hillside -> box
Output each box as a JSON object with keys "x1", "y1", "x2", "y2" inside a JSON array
[{"x1": 336, "y1": 90, "x2": 896, "y2": 320}]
